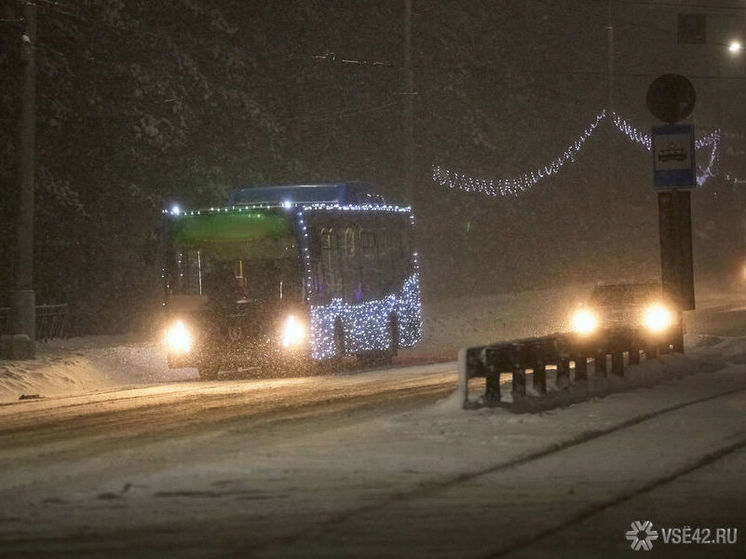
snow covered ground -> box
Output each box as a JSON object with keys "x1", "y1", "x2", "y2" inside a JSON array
[
  {"x1": 1, "y1": 329, "x2": 745, "y2": 557},
  {"x1": 1, "y1": 283, "x2": 746, "y2": 557},
  {"x1": 0, "y1": 335, "x2": 191, "y2": 402}
]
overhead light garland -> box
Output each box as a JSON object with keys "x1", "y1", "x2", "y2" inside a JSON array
[
  {"x1": 696, "y1": 129, "x2": 721, "y2": 187},
  {"x1": 432, "y1": 110, "x2": 734, "y2": 198},
  {"x1": 611, "y1": 113, "x2": 651, "y2": 150},
  {"x1": 433, "y1": 110, "x2": 607, "y2": 198}
]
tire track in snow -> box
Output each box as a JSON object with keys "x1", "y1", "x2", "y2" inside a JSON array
[
  {"x1": 252, "y1": 384, "x2": 746, "y2": 554},
  {"x1": 484, "y1": 437, "x2": 746, "y2": 558}
]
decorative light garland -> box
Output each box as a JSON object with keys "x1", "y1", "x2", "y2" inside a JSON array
[
  {"x1": 294, "y1": 203, "x2": 422, "y2": 360},
  {"x1": 301, "y1": 202, "x2": 411, "y2": 213},
  {"x1": 309, "y1": 271, "x2": 422, "y2": 360},
  {"x1": 432, "y1": 110, "x2": 734, "y2": 197},
  {"x1": 163, "y1": 202, "x2": 413, "y2": 217},
  {"x1": 724, "y1": 172, "x2": 746, "y2": 186},
  {"x1": 610, "y1": 113, "x2": 651, "y2": 150},
  {"x1": 696, "y1": 129, "x2": 721, "y2": 187},
  {"x1": 433, "y1": 110, "x2": 607, "y2": 198}
]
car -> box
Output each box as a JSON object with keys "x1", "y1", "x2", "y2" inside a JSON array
[{"x1": 570, "y1": 280, "x2": 684, "y2": 353}]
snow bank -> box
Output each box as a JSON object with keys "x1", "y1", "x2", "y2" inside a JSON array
[{"x1": 0, "y1": 336, "x2": 197, "y2": 403}]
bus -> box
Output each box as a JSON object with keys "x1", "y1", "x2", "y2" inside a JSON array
[{"x1": 161, "y1": 182, "x2": 422, "y2": 379}]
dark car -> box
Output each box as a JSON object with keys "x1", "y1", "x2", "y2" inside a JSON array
[{"x1": 570, "y1": 280, "x2": 684, "y2": 352}]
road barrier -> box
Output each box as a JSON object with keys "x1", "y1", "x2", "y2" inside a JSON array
[
  {"x1": 0, "y1": 304, "x2": 69, "y2": 342},
  {"x1": 457, "y1": 325, "x2": 679, "y2": 409}
]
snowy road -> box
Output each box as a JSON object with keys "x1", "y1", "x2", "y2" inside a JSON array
[
  {"x1": 1, "y1": 288, "x2": 746, "y2": 557},
  {"x1": 1, "y1": 355, "x2": 745, "y2": 557}
]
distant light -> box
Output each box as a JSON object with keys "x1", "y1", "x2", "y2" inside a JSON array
[
  {"x1": 282, "y1": 199, "x2": 293, "y2": 209},
  {"x1": 171, "y1": 205, "x2": 180, "y2": 215},
  {"x1": 642, "y1": 304, "x2": 674, "y2": 333},
  {"x1": 571, "y1": 308, "x2": 598, "y2": 336},
  {"x1": 729, "y1": 40, "x2": 742, "y2": 54}
]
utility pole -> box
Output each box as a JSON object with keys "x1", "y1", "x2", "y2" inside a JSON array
[
  {"x1": 7, "y1": 0, "x2": 37, "y2": 359},
  {"x1": 606, "y1": 0, "x2": 614, "y2": 191},
  {"x1": 403, "y1": 0, "x2": 415, "y2": 205}
]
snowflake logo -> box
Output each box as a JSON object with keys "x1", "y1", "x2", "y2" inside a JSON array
[{"x1": 626, "y1": 520, "x2": 659, "y2": 551}]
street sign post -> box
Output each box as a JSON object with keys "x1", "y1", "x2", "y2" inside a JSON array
[
  {"x1": 658, "y1": 190, "x2": 695, "y2": 312},
  {"x1": 646, "y1": 74, "x2": 698, "y2": 324},
  {"x1": 652, "y1": 124, "x2": 696, "y2": 189}
]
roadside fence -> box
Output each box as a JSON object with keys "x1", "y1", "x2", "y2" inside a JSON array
[
  {"x1": 0, "y1": 304, "x2": 69, "y2": 342},
  {"x1": 457, "y1": 326, "x2": 679, "y2": 409}
]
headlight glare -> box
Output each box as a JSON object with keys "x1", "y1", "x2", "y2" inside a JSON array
[
  {"x1": 642, "y1": 304, "x2": 673, "y2": 333},
  {"x1": 571, "y1": 309, "x2": 598, "y2": 335},
  {"x1": 165, "y1": 320, "x2": 192, "y2": 354},
  {"x1": 281, "y1": 315, "x2": 306, "y2": 348}
]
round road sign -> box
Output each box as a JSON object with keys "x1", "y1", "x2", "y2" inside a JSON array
[{"x1": 646, "y1": 74, "x2": 696, "y2": 124}]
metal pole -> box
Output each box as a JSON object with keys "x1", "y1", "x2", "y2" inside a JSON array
[
  {"x1": 658, "y1": 189, "x2": 695, "y2": 312},
  {"x1": 403, "y1": 0, "x2": 415, "y2": 205},
  {"x1": 606, "y1": 0, "x2": 614, "y2": 188},
  {"x1": 10, "y1": 0, "x2": 37, "y2": 357}
]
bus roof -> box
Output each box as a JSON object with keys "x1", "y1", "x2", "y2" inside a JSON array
[{"x1": 228, "y1": 182, "x2": 385, "y2": 206}]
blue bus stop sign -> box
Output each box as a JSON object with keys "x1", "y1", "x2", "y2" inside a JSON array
[{"x1": 652, "y1": 124, "x2": 696, "y2": 189}]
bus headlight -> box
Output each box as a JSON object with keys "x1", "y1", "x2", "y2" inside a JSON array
[
  {"x1": 165, "y1": 320, "x2": 193, "y2": 354},
  {"x1": 642, "y1": 303, "x2": 673, "y2": 333},
  {"x1": 281, "y1": 315, "x2": 306, "y2": 349},
  {"x1": 571, "y1": 309, "x2": 598, "y2": 335}
]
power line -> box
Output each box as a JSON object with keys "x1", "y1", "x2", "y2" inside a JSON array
[
  {"x1": 311, "y1": 53, "x2": 394, "y2": 67},
  {"x1": 35, "y1": 0, "x2": 84, "y2": 20},
  {"x1": 616, "y1": 0, "x2": 746, "y2": 11},
  {"x1": 279, "y1": 100, "x2": 401, "y2": 123}
]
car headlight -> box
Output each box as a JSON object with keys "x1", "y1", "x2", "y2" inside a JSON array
[
  {"x1": 642, "y1": 303, "x2": 673, "y2": 333},
  {"x1": 281, "y1": 315, "x2": 306, "y2": 348},
  {"x1": 571, "y1": 308, "x2": 598, "y2": 335},
  {"x1": 165, "y1": 320, "x2": 192, "y2": 354}
]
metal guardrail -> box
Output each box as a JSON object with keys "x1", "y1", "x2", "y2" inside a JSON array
[
  {"x1": 457, "y1": 326, "x2": 680, "y2": 409},
  {"x1": 0, "y1": 304, "x2": 69, "y2": 342}
]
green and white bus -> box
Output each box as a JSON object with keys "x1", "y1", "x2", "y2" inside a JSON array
[{"x1": 161, "y1": 183, "x2": 422, "y2": 378}]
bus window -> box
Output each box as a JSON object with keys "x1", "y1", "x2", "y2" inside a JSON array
[
  {"x1": 380, "y1": 220, "x2": 411, "y2": 293},
  {"x1": 345, "y1": 227, "x2": 357, "y2": 257},
  {"x1": 307, "y1": 215, "x2": 415, "y2": 305},
  {"x1": 359, "y1": 229, "x2": 379, "y2": 300},
  {"x1": 320, "y1": 228, "x2": 344, "y2": 300},
  {"x1": 385, "y1": 227, "x2": 404, "y2": 291},
  {"x1": 171, "y1": 234, "x2": 301, "y2": 305},
  {"x1": 342, "y1": 226, "x2": 361, "y2": 303}
]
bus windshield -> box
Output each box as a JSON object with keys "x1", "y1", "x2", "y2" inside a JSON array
[{"x1": 166, "y1": 212, "x2": 301, "y2": 304}]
